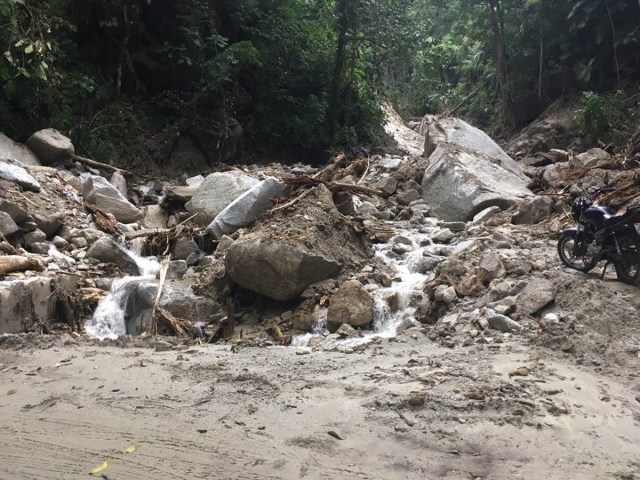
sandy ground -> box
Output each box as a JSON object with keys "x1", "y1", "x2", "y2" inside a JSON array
[{"x1": 1, "y1": 335, "x2": 639, "y2": 480}]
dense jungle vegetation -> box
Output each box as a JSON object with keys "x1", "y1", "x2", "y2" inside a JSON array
[{"x1": 1, "y1": 0, "x2": 639, "y2": 169}]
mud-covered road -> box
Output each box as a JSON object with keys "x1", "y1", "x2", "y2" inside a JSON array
[{"x1": 1, "y1": 337, "x2": 639, "y2": 480}]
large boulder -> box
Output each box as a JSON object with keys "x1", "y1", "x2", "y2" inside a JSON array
[
  {"x1": 421, "y1": 116, "x2": 523, "y2": 178},
  {"x1": 0, "y1": 132, "x2": 41, "y2": 166},
  {"x1": 207, "y1": 177, "x2": 287, "y2": 239},
  {"x1": 0, "y1": 277, "x2": 52, "y2": 333},
  {"x1": 326, "y1": 279, "x2": 375, "y2": 332},
  {"x1": 86, "y1": 237, "x2": 140, "y2": 275},
  {"x1": 224, "y1": 185, "x2": 367, "y2": 301},
  {"x1": 421, "y1": 143, "x2": 532, "y2": 221},
  {"x1": 81, "y1": 174, "x2": 142, "y2": 223},
  {"x1": 0, "y1": 159, "x2": 41, "y2": 192},
  {"x1": 186, "y1": 171, "x2": 259, "y2": 225},
  {"x1": 26, "y1": 128, "x2": 74, "y2": 164}
]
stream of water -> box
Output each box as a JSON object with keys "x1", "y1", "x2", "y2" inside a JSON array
[{"x1": 85, "y1": 240, "x2": 159, "y2": 340}]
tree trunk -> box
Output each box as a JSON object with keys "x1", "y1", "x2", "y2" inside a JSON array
[
  {"x1": 488, "y1": 0, "x2": 516, "y2": 130},
  {"x1": 328, "y1": 0, "x2": 350, "y2": 142}
]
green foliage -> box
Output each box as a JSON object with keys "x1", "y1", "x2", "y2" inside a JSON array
[{"x1": 576, "y1": 91, "x2": 609, "y2": 139}]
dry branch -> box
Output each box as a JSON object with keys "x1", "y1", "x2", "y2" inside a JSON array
[{"x1": 71, "y1": 154, "x2": 147, "y2": 179}]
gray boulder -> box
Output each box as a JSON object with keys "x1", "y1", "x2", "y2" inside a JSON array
[
  {"x1": 207, "y1": 177, "x2": 286, "y2": 239},
  {"x1": 422, "y1": 117, "x2": 523, "y2": 176},
  {"x1": 0, "y1": 199, "x2": 29, "y2": 224},
  {"x1": 0, "y1": 277, "x2": 52, "y2": 333},
  {"x1": 110, "y1": 171, "x2": 128, "y2": 198},
  {"x1": 141, "y1": 205, "x2": 168, "y2": 229},
  {"x1": 186, "y1": 171, "x2": 259, "y2": 225},
  {"x1": 421, "y1": 144, "x2": 532, "y2": 221},
  {"x1": 86, "y1": 237, "x2": 140, "y2": 275},
  {"x1": 327, "y1": 279, "x2": 375, "y2": 332},
  {"x1": 0, "y1": 159, "x2": 41, "y2": 192},
  {"x1": 575, "y1": 148, "x2": 610, "y2": 168},
  {"x1": 479, "y1": 253, "x2": 506, "y2": 281},
  {"x1": 0, "y1": 132, "x2": 41, "y2": 166},
  {"x1": 81, "y1": 174, "x2": 142, "y2": 223},
  {"x1": 26, "y1": 128, "x2": 74, "y2": 164},
  {"x1": 0, "y1": 211, "x2": 19, "y2": 238},
  {"x1": 173, "y1": 237, "x2": 200, "y2": 260},
  {"x1": 515, "y1": 278, "x2": 557, "y2": 315},
  {"x1": 225, "y1": 239, "x2": 342, "y2": 301},
  {"x1": 512, "y1": 196, "x2": 555, "y2": 225}
]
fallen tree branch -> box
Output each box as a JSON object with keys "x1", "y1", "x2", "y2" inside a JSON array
[
  {"x1": 71, "y1": 154, "x2": 147, "y2": 179},
  {"x1": 83, "y1": 202, "x2": 121, "y2": 235},
  {"x1": 267, "y1": 188, "x2": 314, "y2": 215}
]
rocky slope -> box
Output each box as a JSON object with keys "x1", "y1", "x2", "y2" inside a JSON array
[{"x1": 1, "y1": 108, "x2": 639, "y2": 479}]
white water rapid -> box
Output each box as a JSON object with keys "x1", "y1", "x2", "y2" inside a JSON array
[
  {"x1": 85, "y1": 241, "x2": 159, "y2": 340},
  {"x1": 294, "y1": 227, "x2": 436, "y2": 348}
]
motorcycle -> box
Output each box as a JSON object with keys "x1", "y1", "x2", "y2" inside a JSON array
[{"x1": 558, "y1": 180, "x2": 640, "y2": 285}]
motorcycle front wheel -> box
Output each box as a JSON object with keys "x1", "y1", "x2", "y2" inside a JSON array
[
  {"x1": 557, "y1": 230, "x2": 598, "y2": 272},
  {"x1": 614, "y1": 234, "x2": 640, "y2": 285}
]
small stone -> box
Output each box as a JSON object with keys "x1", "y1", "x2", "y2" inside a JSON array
[
  {"x1": 71, "y1": 237, "x2": 89, "y2": 249},
  {"x1": 167, "y1": 260, "x2": 188, "y2": 280},
  {"x1": 397, "y1": 189, "x2": 421, "y2": 206},
  {"x1": 174, "y1": 237, "x2": 200, "y2": 260},
  {"x1": 0, "y1": 211, "x2": 20, "y2": 238},
  {"x1": 52, "y1": 236, "x2": 69, "y2": 249},
  {"x1": 442, "y1": 286, "x2": 457, "y2": 304},
  {"x1": 543, "y1": 313, "x2": 560, "y2": 324},
  {"x1": 487, "y1": 313, "x2": 523, "y2": 333},
  {"x1": 432, "y1": 229, "x2": 455, "y2": 244},
  {"x1": 406, "y1": 394, "x2": 425, "y2": 407},
  {"x1": 185, "y1": 252, "x2": 200, "y2": 266},
  {"x1": 22, "y1": 229, "x2": 47, "y2": 246},
  {"x1": 335, "y1": 324, "x2": 359, "y2": 337},
  {"x1": 434, "y1": 284, "x2": 448, "y2": 302},
  {"x1": 155, "y1": 341, "x2": 173, "y2": 352}
]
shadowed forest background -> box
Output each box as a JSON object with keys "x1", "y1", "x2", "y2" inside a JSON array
[{"x1": 1, "y1": 0, "x2": 639, "y2": 170}]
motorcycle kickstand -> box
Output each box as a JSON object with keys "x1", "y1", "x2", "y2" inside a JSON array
[{"x1": 601, "y1": 261, "x2": 612, "y2": 279}]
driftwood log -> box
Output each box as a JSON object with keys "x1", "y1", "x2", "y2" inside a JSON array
[{"x1": 0, "y1": 256, "x2": 45, "y2": 276}]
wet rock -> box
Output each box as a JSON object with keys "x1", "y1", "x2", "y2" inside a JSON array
[
  {"x1": 110, "y1": 171, "x2": 128, "y2": 198},
  {"x1": 486, "y1": 312, "x2": 523, "y2": 333},
  {"x1": 81, "y1": 174, "x2": 142, "y2": 223},
  {"x1": 0, "y1": 277, "x2": 52, "y2": 333},
  {"x1": 0, "y1": 211, "x2": 19, "y2": 238},
  {"x1": 141, "y1": 205, "x2": 168, "y2": 229},
  {"x1": 512, "y1": 196, "x2": 555, "y2": 225},
  {"x1": 174, "y1": 237, "x2": 200, "y2": 260},
  {"x1": 86, "y1": 237, "x2": 140, "y2": 275},
  {"x1": 167, "y1": 260, "x2": 188, "y2": 280},
  {"x1": 421, "y1": 144, "x2": 531, "y2": 221},
  {"x1": 0, "y1": 159, "x2": 41, "y2": 192},
  {"x1": 26, "y1": 129, "x2": 74, "y2": 164},
  {"x1": 515, "y1": 278, "x2": 557, "y2": 315},
  {"x1": 575, "y1": 148, "x2": 610, "y2": 168},
  {"x1": 479, "y1": 253, "x2": 506, "y2": 281},
  {"x1": 0, "y1": 132, "x2": 41, "y2": 166},
  {"x1": 336, "y1": 323, "x2": 359, "y2": 337},
  {"x1": 207, "y1": 177, "x2": 286, "y2": 239},
  {"x1": 432, "y1": 229, "x2": 455, "y2": 244},
  {"x1": 186, "y1": 171, "x2": 259, "y2": 225},
  {"x1": 327, "y1": 279, "x2": 374, "y2": 332}
]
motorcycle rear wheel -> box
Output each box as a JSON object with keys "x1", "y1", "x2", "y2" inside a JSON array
[
  {"x1": 614, "y1": 234, "x2": 640, "y2": 285},
  {"x1": 557, "y1": 230, "x2": 598, "y2": 272}
]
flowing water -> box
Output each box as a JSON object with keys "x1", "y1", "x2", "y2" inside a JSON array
[
  {"x1": 85, "y1": 241, "x2": 159, "y2": 340},
  {"x1": 294, "y1": 227, "x2": 435, "y2": 347}
]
